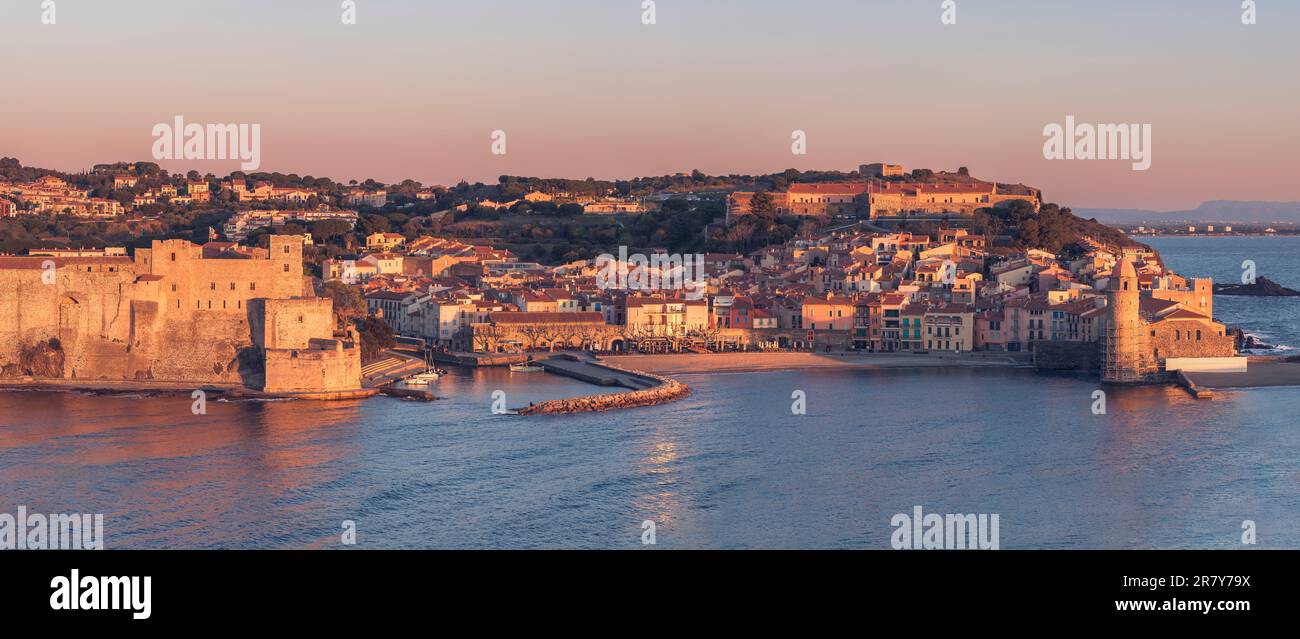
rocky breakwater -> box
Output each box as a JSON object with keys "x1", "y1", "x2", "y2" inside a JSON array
[
  {"x1": 1214, "y1": 277, "x2": 1300, "y2": 296},
  {"x1": 516, "y1": 362, "x2": 690, "y2": 415}
]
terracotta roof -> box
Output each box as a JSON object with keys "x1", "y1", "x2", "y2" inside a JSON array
[
  {"x1": 802, "y1": 296, "x2": 854, "y2": 306},
  {"x1": 1156, "y1": 308, "x2": 1214, "y2": 322},
  {"x1": 365, "y1": 291, "x2": 416, "y2": 301}
]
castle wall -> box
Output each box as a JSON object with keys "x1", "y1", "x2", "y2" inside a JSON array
[
  {"x1": 1033, "y1": 341, "x2": 1101, "y2": 372},
  {"x1": 0, "y1": 258, "x2": 137, "y2": 379},
  {"x1": 138, "y1": 236, "x2": 306, "y2": 317},
  {"x1": 0, "y1": 237, "x2": 359, "y2": 394},
  {"x1": 1150, "y1": 279, "x2": 1213, "y2": 318},
  {"x1": 263, "y1": 340, "x2": 362, "y2": 394},
  {"x1": 257, "y1": 298, "x2": 335, "y2": 350},
  {"x1": 1150, "y1": 320, "x2": 1235, "y2": 360}
]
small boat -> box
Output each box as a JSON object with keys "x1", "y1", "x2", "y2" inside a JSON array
[
  {"x1": 510, "y1": 362, "x2": 545, "y2": 373},
  {"x1": 404, "y1": 369, "x2": 442, "y2": 385}
]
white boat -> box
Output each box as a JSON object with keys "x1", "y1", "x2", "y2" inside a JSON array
[
  {"x1": 509, "y1": 363, "x2": 544, "y2": 373},
  {"x1": 404, "y1": 370, "x2": 442, "y2": 385}
]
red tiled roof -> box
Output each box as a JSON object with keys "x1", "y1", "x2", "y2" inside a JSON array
[{"x1": 1156, "y1": 308, "x2": 1214, "y2": 321}]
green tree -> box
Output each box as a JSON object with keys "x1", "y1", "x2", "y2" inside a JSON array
[
  {"x1": 323, "y1": 280, "x2": 365, "y2": 329},
  {"x1": 749, "y1": 191, "x2": 776, "y2": 220},
  {"x1": 357, "y1": 317, "x2": 395, "y2": 362}
]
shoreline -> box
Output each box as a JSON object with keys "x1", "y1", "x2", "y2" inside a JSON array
[
  {"x1": 1183, "y1": 357, "x2": 1300, "y2": 390},
  {"x1": 9, "y1": 353, "x2": 1300, "y2": 402},
  {"x1": 600, "y1": 351, "x2": 1030, "y2": 376},
  {"x1": 1137, "y1": 233, "x2": 1298, "y2": 238},
  {"x1": 0, "y1": 378, "x2": 377, "y2": 401},
  {"x1": 601, "y1": 351, "x2": 1300, "y2": 391}
]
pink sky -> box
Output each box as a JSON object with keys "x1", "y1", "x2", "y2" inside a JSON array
[{"x1": 2, "y1": 0, "x2": 1297, "y2": 210}]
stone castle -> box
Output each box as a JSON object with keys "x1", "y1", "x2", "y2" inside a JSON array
[
  {"x1": 1101, "y1": 259, "x2": 1236, "y2": 383},
  {"x1": 726, "y1": 179, "x2": 1041, "y2": 221},
  {"x1": 0, "y1": 236, "x2": 363, "y2": 397}
]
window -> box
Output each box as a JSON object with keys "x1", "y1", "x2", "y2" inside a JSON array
[
  {"x1": 170, "y1": 252, "x2": 177, "y2": 261},
  {"x1": 283, "y1": 264, "x2": 290, "y2": 273},
  {"x1": 210, "y1": 282, "x2": 216, "y2": 290},
  {"x1": 230, "y1": 282, "x2": 236, "y2": 291},
  {"x1": 250, "y1": 282, "x2": 256, "y2": 291}
]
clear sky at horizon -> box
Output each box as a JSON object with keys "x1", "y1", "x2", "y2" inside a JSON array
[{"x1": 1, "y1": 0, "x2": 1297, "y2": 210}]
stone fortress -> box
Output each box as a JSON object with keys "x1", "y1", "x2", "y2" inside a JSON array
[
  {"x1": 1101, "y1": 258, "x2": 1237, "y2": 383},
  {"x1": 0, "y1": 236, "x2": 363, "y2": 397}
]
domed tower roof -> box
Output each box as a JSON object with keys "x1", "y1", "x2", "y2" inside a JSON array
[{"x1": 1109, "y1": 258, "x2": 1139, "y2": 293}]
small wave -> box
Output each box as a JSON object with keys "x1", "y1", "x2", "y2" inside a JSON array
[
  {"x1": 216, "y1": 397, "x2": 298, "y2": 403},
  {"x1": 72, "y1": 391, "x2": 160, "y2": 399}
]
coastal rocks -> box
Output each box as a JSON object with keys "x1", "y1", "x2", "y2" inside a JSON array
[
  {"x1": 1242, "y1": 334, "x2": 1275, "y2": 351},
  {"x1": 0, "y1": 339, "x2": 65, "y2": 379},
  {"x1": 517, "y1": 364, "x2": 691, "y2": 415},
  {"x1": 1229, "y1": 327, "x2": 1276, "y2": 352},
  {"x1": 1214, "y1": 277, "x2": 1300, "y2": 296}
]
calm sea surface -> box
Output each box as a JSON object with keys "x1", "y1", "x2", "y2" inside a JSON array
[
  {"x1": 1146, "y1": 235, "x2": 1300, "y2": 349},
  {"x1": 3, "y1": 237, "x2": 1299, "y2": 549}
]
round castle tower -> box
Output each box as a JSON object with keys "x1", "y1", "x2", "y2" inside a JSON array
[{"x1": 1101, "y1": 259, "x2": 1157, "y2": 382}]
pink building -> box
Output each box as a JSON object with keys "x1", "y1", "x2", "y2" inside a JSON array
[
  {"x1": 801, "y1": 295, "x2": 855, "y2": 332},
  {"x1": 975, "y1": 310, "x2": 1008, "y2": 351}
]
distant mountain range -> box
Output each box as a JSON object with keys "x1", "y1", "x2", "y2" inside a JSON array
[{"x1": 1077, "y1": 201, "x2": 1300, "y2": 225}]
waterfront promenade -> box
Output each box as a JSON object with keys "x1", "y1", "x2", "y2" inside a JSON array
[
  {"x1": 602, "y1": 351, "x2": 1029, "y2": 376},
  {"x1": 1183, "y1": 357, "x2": 1300, "y2": 389}
]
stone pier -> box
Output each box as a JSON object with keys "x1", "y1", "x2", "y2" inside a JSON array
[{"x1": 516, "y1": 356, "x2": 690, "y2": 415}]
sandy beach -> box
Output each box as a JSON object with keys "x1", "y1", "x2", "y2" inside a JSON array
[
  {"x1": 600, "y1": 351, "x2": 1029, "y2": 375},
  {"x1": 1183, "y1": 358, "x2": 1300, "y2": 389}
]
